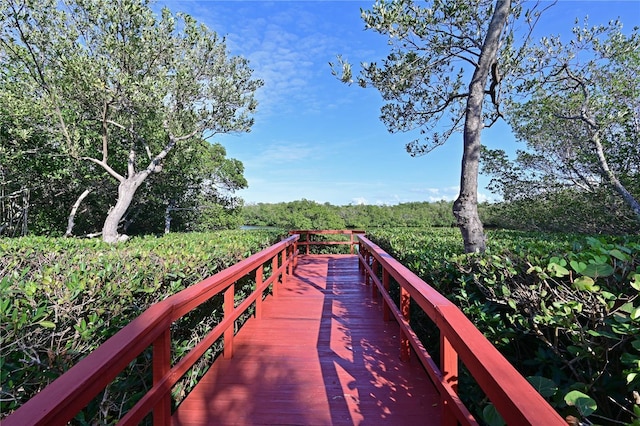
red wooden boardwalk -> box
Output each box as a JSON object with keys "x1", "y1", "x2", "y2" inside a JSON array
[{"x1": 173, "y1": 254, "x2": 441, "y2": 425}]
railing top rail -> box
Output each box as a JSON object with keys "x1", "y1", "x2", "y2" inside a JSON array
[
  {"x1": 357, "y1": 234, "x2": 565, "y2": 425},
  {"x1": 289, "y1": 229, "x2": 365, "y2": 235},
  {"x1": 4, "y1": 234, "x2": 299, "y2": 426}
]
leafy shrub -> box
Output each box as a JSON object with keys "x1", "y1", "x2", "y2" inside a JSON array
[{"x1": 0, "y1": 229, "x2": 286, "y2": 423}]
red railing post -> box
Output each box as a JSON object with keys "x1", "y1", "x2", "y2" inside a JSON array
[
  {"x1": 371, "y1": 258, "x2": 379, "y2": 298},
  {"x1": 350, "y1": 232, "x2": 354, "y2": 254},
  {"x1": 441, "y1": 334, "x2": 459, "y2": 425},
  {"x1": 441, "y1": 335, "x2": 458, "y2": 392},
  {"x1": 382, "y1": 268, "x2": 391, "y2": 322},
  {"x1": 306, "y1": 231, "x2": 310, "y2": 255},
  {"x1": 255, "y1": 265, "x2": 264, "y2": 319},
  {"x1": 223, "y1": 283, "x2": 235, "y2": 359},
  {"x1": 280, "y1": 249, "x2": 287, "y2": 286},
  {"x1": 272, "y1": 254, "x2": 279, "y2": 297},
  {"x1": 152, "y1": 328, "x2": 171, "y2": 426},
  {"x1": 400, "y1": 286, "x2": 411, "y2": 362},
  {"x1": 364, "y1": 250, "x2": 371, "y2": 286}
]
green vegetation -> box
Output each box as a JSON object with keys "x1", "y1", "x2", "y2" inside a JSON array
[
  {"x1": 2, "y1": 223, "x2": 639, "y2": 424},
  {"x1": 243, "y1": 199, "x2": 457, "y2": 229},
  {"x1": 0, "y1": 229, "x2": 286, "y2": 423},
  {"x1": 1, "y1": 0, "x2": 260, "y2": 241},
  {"x1": 243, "y1": 198, "x2": 639, "y2": 236},
  {"x1": 366, "y1": 228, "x2": 640, "y2": 425}
]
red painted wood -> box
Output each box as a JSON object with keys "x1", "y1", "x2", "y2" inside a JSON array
[
  {"x1": 4, "y1": 230, "x2": 566, "y2": 425},
  {"x1": 173, "y1": 255, "x2": 441, "y2": 425},
  {"x1": 2, "y1": 235, "x2": 299, "y2": 426},
  {"x1": 357, "y1": 244, "x2": 477, "y2": 425},
  {"x1": 382, "y1": 269, "x2": 391, "y2": 322},
  {"x1": 440, "y1": 335, "x2": 459, "y2": 425},
  {"x1": 271, "y1": 256, "x2": 279, "y2": 297},
  {"x1": 223, "y1": 284, "x2": 235, "y2": 359},
  {"x1": 357, "y1": 236, "x2": 566, "y2": 425},
  {"x1": 289, "y1": 230, "x2": 366, "y2": 255},
  {"x1": 400, "y1": 286, "x2": 411, "y2": 362},
  {"x1": 255, "y1": 264, "x2": 264, "y2": 319},
  {"x1": 154, "y1": 328, "x2": 172, "y2": 425},
  {"x1": 440, "y1": 335, "x2": 458, "y2": 393}
]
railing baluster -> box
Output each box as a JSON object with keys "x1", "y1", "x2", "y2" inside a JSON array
[
  {"x1": 152, "y1": 327, "x2": 171, "y2": 426},
  {"x1": 223, "y1": 283, "x2": 235, "y2": 359},
  {"x1": 350, "y1": 232, "x2": 354, "y2": 254},
  {"x1": 441, "y1": 335, "x2": 458, "y2": 392},
  {"x1": 382, "y1": 268, "x2": 391, "y2": 322},
  {"x1": 272, "y1": 254, "x2": 279, "y2": 297},
  {"x1": 281, "y1": 249, "x2": 287, "y2": 286},
  {"x1": 371, "y1": 258, "x2": 379, "y2": 298},
  {"x1": 400, "y1": 286, "x2": 411, "y2": 362},
  {"x1": 441, "y1": 335, "x2": 459, "y2": 425},
  {"x1": 255, "y1": 265, "x2": 264, "y2": 319},
  {"x1": 365, "y1": 250, "x2": 371, "y2": 286}
]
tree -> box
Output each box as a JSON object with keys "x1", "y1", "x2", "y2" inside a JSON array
[
  {"x1": 492, "y1": 20, "x2": 640, "y2": 221},
  {"x1": 332, "y1": 0, "x2": 542, "y2": 252},
  {"x1": 1, "y1": 0, "x2": 262, "y2": 242},
  {"x1": 0, "y1": 72, "x2": 103, "y2": 236},
  {"x1": 150, "y1": 140, "x2": 248, "y2": 234}
]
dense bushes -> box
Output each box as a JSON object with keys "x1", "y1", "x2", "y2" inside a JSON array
[
  {"x1": 480, "y1": 188, "x2": 640, "y2": 235},
  {"x1": 243, "y1": 199, "x2": 457, "y2": 229},
  {"x1": 0, "y1": 229, "x2": 286, "y2": 423},
  {"x1": 366, "y1": 228, "x2": 640, "y2": 425}
]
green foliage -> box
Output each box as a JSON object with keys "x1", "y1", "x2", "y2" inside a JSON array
[
  {"x1": 129, "y1": 141, "x2": 247, "y2": 235},
  {"x1": 367, "y1": 228, "x2": 640, "y2": 425},
  {"x1": 333, "y1": 0, "x2": 524, "y2": 155},
  {"x1": 243, "y1": 199, "x2": 456, "y2": 229},
  {"x1": 0, "y1": 229, "x2": 286, "y2": 422},
  {"x1": 479, "y1": 187, "x2": 640, "y2": 234},
  {"x1": 486, "y1": 19, "x2": 640, "y2": 224},
  {"x1": 565, "y1": 390, "x2": 598, "y2": 417},
  {"x1": 482, "y1": 403, "x2": 505, "y2": 426},
  {"x1": 0, "y1": 0, "x2": 260, "y2": 240}
]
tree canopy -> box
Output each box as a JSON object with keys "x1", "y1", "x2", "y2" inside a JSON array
[
  {"x1": 483, "y1": 19, "x2": 640, "y2": 232},
  {"x1": 1, "y1": 0, "x2": 262, "y2": 241}
]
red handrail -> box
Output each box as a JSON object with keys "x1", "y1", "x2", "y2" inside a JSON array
[
  {"x1": 3, "y1": 234, "x2": 299, "y2": 426},
  {"x1": 289, "y1": 229, "x2": 365, "y2": 254},
  {"x1": 357, "y1": 235, "x2": 566, "y2": 426}
]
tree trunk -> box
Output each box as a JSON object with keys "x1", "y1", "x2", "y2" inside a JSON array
[
  {"x1": 102, "y1": 175, "x2": 146, "y2": 243},
  {"x1": 65, "y1": 188, "x2": 92, "y2": 237},
  {"x1": 453, "y1": 0, "x2": 511, "y2": 253},
  {"x1": 593, "y1": 132, "x2": 640, "y2": 220}
]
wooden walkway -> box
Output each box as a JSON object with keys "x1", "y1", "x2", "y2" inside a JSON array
[{"x1": 173, "y1": 254, "x2": 441, "y2": 425}]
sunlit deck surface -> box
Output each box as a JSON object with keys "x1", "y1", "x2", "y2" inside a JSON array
[{"x1": 173, "y1": 254, "x2": 441, "y2": 425}]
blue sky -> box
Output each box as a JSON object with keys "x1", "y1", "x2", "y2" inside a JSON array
[{"x1": 157, "y1": 0, "x2": 639, "y2": 206}]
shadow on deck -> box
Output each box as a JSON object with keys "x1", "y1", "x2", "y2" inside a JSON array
[{"x1": 173, "y1": 255, "x2": 441, "y2": 425}]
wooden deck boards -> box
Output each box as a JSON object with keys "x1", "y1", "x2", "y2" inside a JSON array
[{"x1": 172, "y1": 255, "x2": 441, "y2": 425}]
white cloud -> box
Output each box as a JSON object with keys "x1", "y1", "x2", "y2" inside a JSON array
[
  {"x1": 209, "y1": 6, "x2": 342, "y2": 118},
  {"x1": 408, "y1": 186, "x2": 460, "y2": 202},
  {"x1": 242, "y1": 142, "x2": 317, "y2": 169}
]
